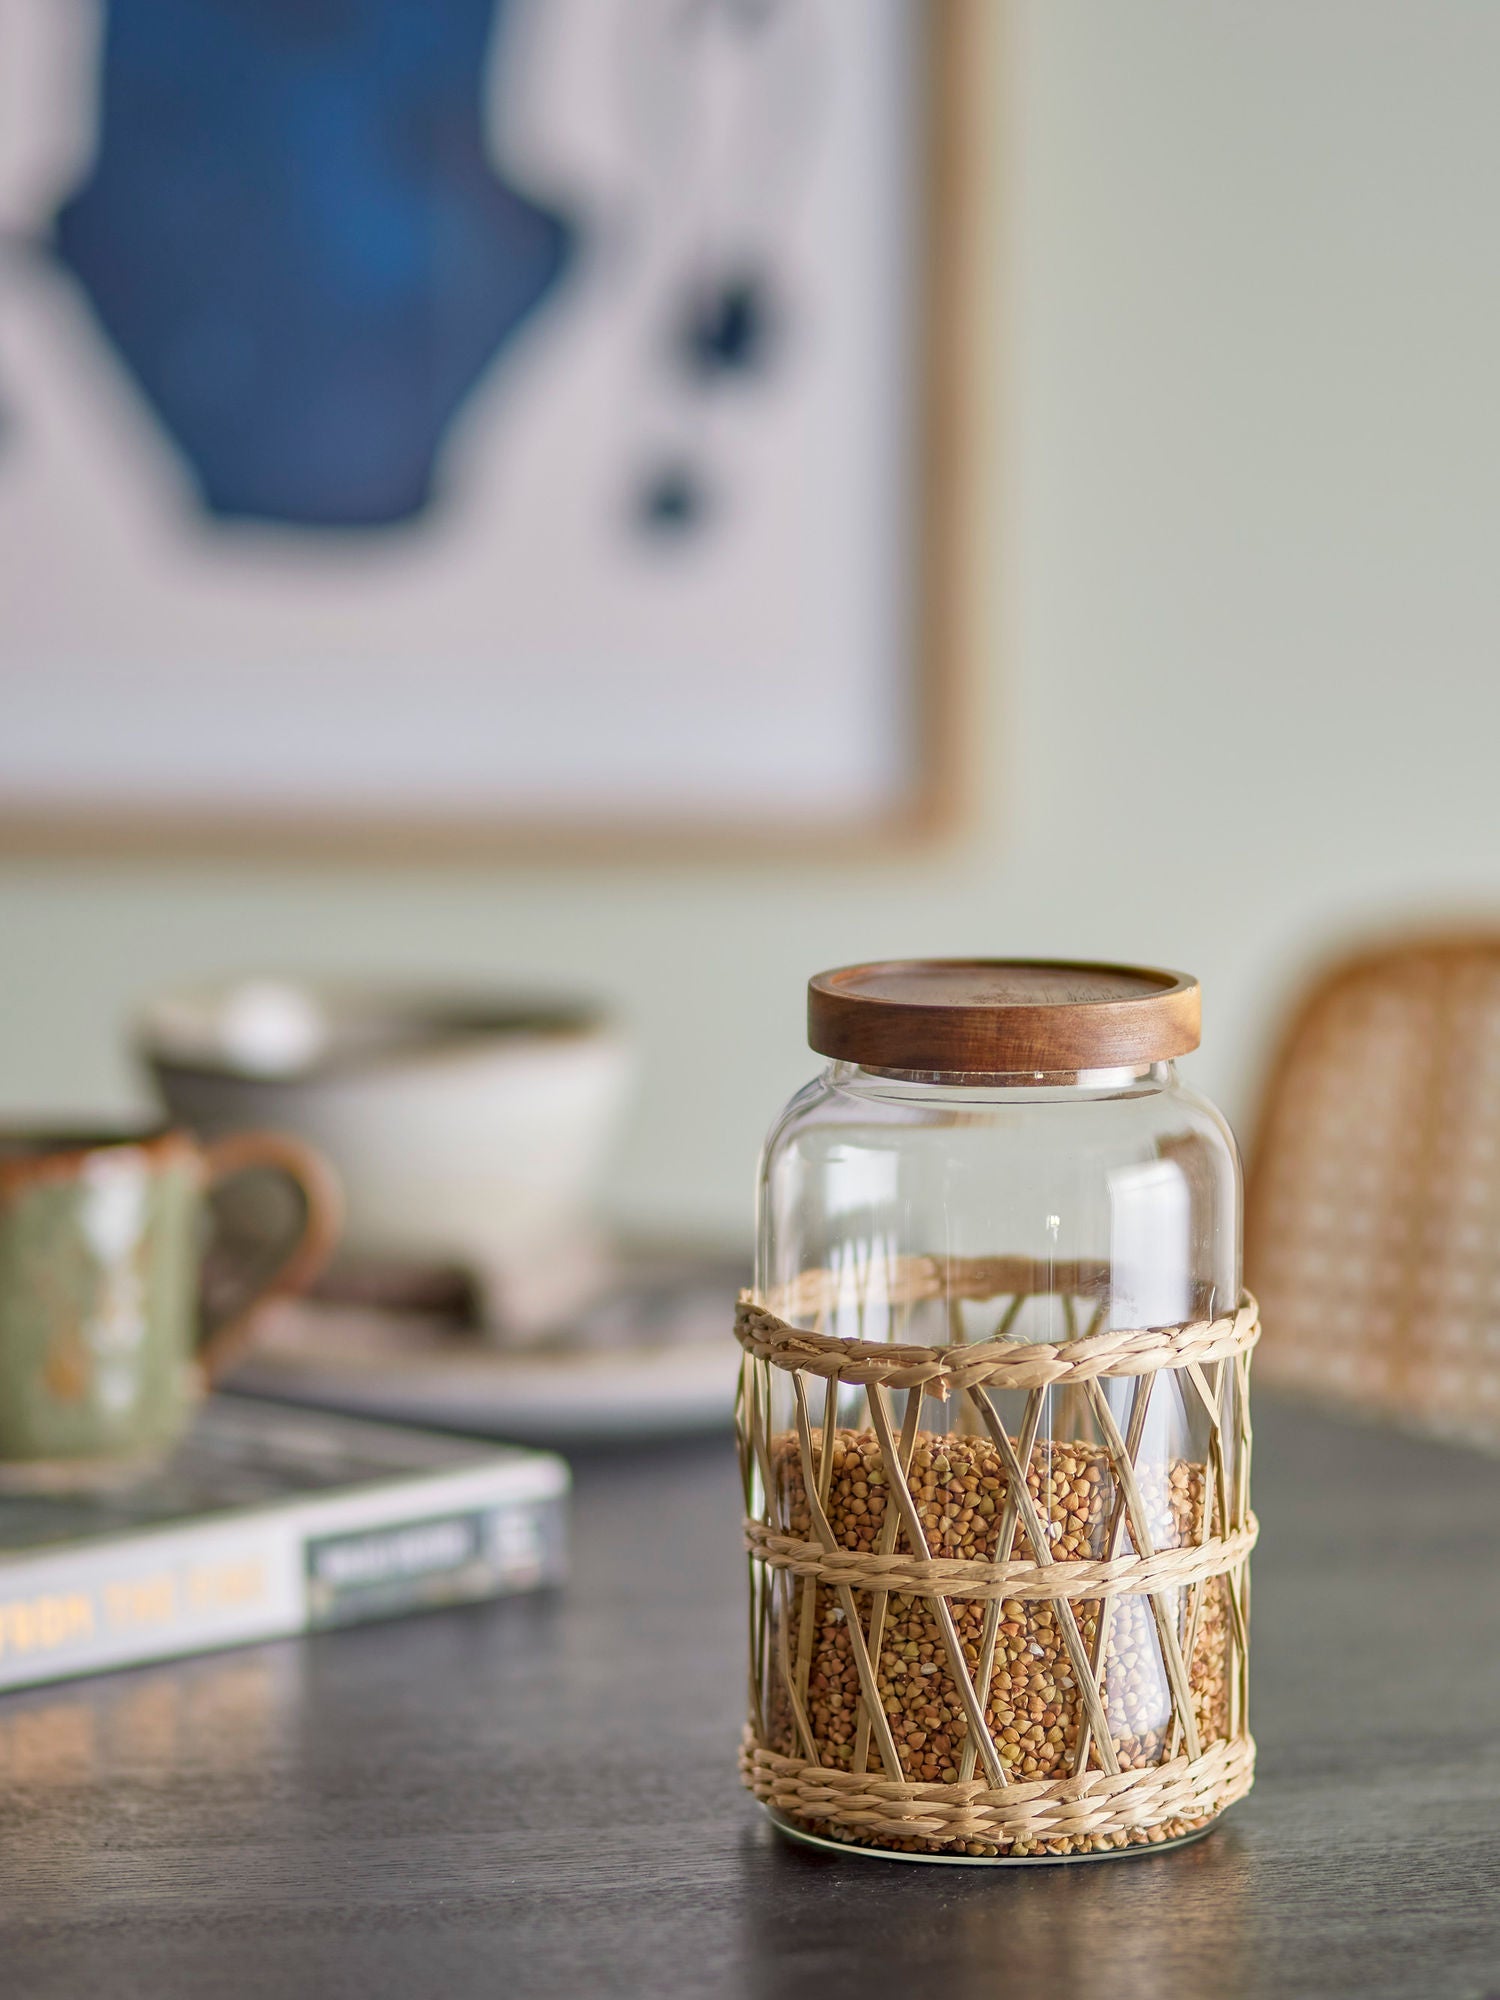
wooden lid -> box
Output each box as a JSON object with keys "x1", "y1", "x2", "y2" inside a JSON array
[{"x1": 807, "y1": 960, "x2": 1201, "y2": 1073}]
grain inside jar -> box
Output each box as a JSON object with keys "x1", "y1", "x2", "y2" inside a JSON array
[{"x1": 767, "y1": 1427, "x2": 1231, "y2": 1858}]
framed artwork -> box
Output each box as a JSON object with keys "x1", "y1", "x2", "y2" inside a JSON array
[{"x1": 0, "y1": 0, "x2": 986, "y2": 854}]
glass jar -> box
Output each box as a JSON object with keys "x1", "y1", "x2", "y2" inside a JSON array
[{"x1": 737, "y1": 961, "x2": 1257, "y2": 1862}]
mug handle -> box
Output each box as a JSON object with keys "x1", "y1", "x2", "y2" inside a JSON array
[{"x1": 197, "y1": 1130, "x2": 345, "y2": 1382}]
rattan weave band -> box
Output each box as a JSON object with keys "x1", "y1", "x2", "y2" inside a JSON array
[
  {"x1": 745, "y1": 1514, "x2": 1258, "y2": 1602},
  {"x1": 734, "y1": 1290, "x2": 1258, "y2": 1394},
  {"x1": 740, "y1": 1728, "x2": 1256, "y2": 1848}
]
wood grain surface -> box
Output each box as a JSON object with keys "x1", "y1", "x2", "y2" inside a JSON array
[
  {"x1": 807, "y1": 960, "x2": 1202, "y2": 1073},
  {"x1": 0, "y1": 1395, "x2": 1496, "y2": 2000}
]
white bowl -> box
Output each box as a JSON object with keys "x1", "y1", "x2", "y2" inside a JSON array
[{"x1": 138, "y1": 980, "x2": 635, "y2": 1334}]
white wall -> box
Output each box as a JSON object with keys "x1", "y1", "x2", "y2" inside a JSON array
[{"x1": 4, "y1": 0, "x2": 1500, "y2": 1241}]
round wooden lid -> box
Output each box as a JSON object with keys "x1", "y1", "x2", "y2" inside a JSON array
[{"x1": 807, "y1": 960, "x2": 1201, "y2": 1073}]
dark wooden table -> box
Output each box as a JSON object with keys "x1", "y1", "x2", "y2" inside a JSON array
[{"x1": 1, "y1": 1395, "x2": 1497, "y2": 1999}]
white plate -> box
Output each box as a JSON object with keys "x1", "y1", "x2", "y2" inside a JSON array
[{"x1": 225, "y1": 1255, "x2": 744, "y2": 1446}]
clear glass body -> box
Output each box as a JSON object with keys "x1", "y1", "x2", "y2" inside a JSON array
[
  {"x1": 751, "y1": 1058, "x2": 1244, "y2": 1858},
  {"x1": 759, "y1": 1061, "x2": 1237, "y2": 1328}
]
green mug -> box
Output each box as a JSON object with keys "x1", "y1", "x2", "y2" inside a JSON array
[{"x1": 0, "y1": 1126, "x2": 342, "y2": 1489}]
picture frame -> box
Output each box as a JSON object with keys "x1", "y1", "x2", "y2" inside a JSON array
[{"x1": 0, "y1": 0, "x2": 990, "y2": 858}]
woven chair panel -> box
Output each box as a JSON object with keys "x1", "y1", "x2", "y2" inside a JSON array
[{"x1": 1247, "y1": 937, "x2": 1500, "y2": 1447}]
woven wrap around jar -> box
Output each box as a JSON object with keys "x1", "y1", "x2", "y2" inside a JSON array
[{"x1": 734, "y1": 1259, "x2": 1258, "y2": 1860}]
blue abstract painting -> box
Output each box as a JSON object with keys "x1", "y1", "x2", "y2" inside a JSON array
[
  {"x1": 54, "y1": 0, "x2": 577, "y2": 527},
  {"x1": 0, "y1": 0, "x2": 919, "y2": 845}
]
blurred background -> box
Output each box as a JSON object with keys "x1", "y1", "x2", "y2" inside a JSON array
[{"x1": 2, "y1": 0, "x2": 1499, "y2": 1252}]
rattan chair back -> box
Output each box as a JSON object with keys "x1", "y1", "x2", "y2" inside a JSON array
[{"x1": 1246, "y1": 935, "x2": 1500, "y2": 1447}]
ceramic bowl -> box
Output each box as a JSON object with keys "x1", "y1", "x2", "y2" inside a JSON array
[{"x1": 137, "y1": 980, "x2": 635, "y2": 1335}]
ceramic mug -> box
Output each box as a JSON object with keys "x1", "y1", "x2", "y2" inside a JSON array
[{"x1": 0, "y1": 1126, "x2": 342, "y2": 1488}]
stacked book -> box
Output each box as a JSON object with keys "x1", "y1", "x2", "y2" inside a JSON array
[{"x1": 0, "y1": 1396, "x2": 567, "y2": 1692}]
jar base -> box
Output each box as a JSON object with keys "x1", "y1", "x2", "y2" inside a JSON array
[{"x1": 763, "y1": 1804, "x2": 1220, "y2": 1866}]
